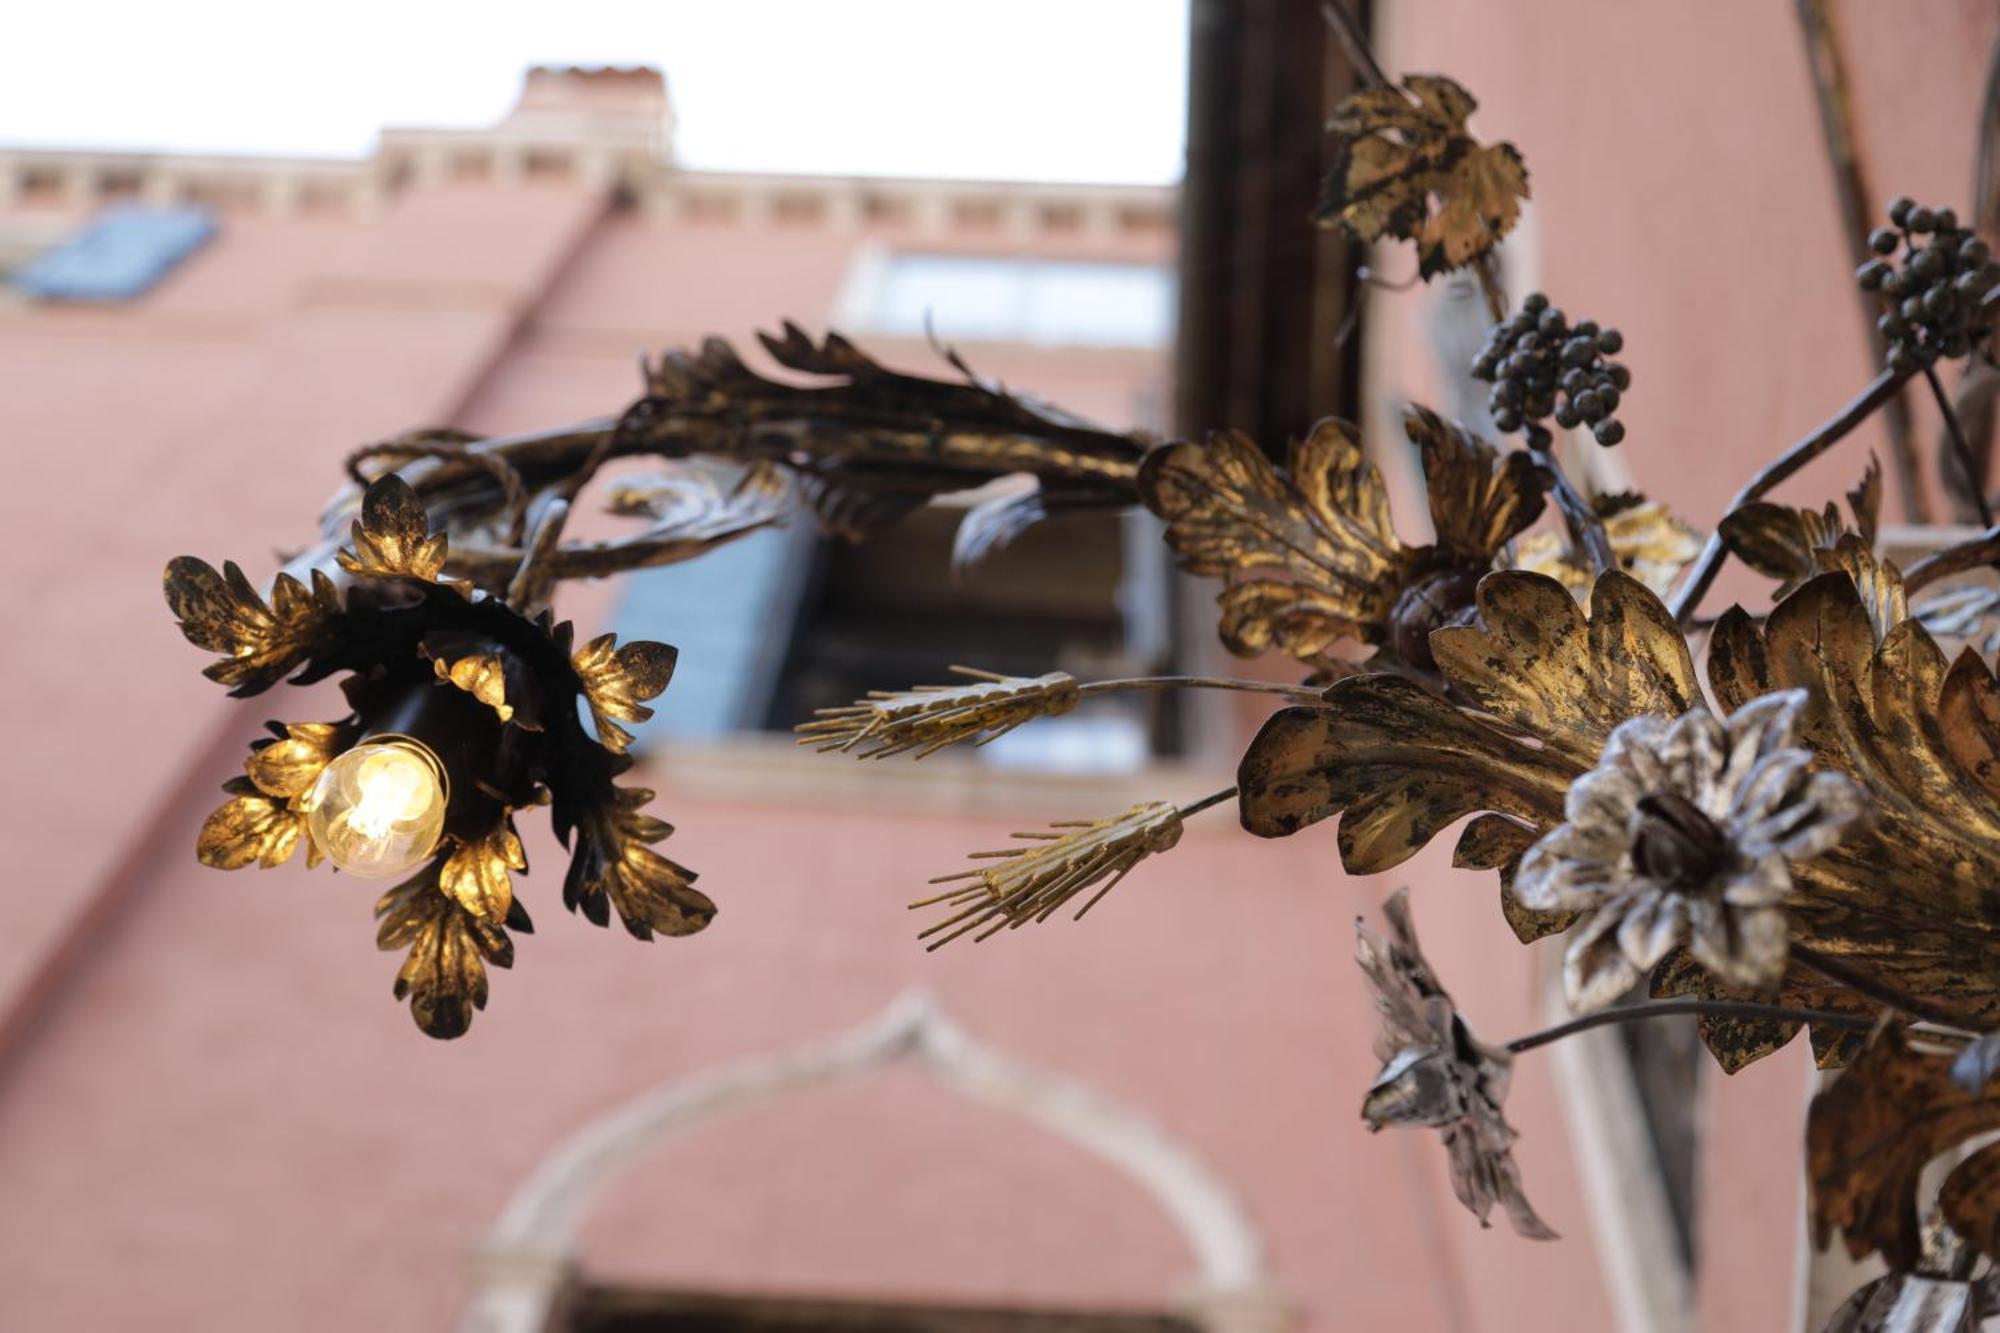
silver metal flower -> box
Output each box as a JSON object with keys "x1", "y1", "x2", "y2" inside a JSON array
[
  {"x1": 1515, "y1": 689, "x2": 1869, "y2": 1013},
  {"x1": 1357, "y1": 889, "x2": 1556, "y2": 1238}
]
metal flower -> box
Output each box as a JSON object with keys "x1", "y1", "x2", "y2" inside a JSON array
[
  {"x1": 1514, "y1": 691, "x2": 1869, "y2": 1013},
  {"x1": 1356, "y1": 889, "x2": 1555, "y2": 1239}
]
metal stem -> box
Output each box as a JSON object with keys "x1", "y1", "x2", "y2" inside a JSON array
[
  {"x1": 1505, "y1": 998, "x2": 1878, "y2": 1055},
  {"x1": 1926, "y1": 362, "x2": 1995, "y2": 528}
]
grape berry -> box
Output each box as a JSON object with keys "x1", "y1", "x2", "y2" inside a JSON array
[
  {"x1": 1471, "y1": 293, "x2": 1630, "y2": 448},
  {"x1": 1855, "y1": 197, "x2": 1998, "y2": 372}
]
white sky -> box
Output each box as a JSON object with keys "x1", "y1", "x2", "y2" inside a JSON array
[{"x1": 0, "y1": 1, "x2": 1189, "y2": 184}]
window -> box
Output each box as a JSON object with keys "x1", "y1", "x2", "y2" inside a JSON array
[
  {"x1": 846, "y1": 253, "x2": 1175, "y2": 349},
  {"x1": 609, "y1": 492, "x2": 1176, "y2": 775},
  {"x1": 10, "y1": 203, "x2": 215, "y2": 302}
]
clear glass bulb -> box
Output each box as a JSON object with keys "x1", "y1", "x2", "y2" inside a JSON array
[{"x1": 303, "y1": 738, "x2": 448, "y2": 879}]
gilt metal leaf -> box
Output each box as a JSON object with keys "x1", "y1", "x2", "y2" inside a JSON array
[
  {"x1": 1513, "y1": 492, "x2": 1702, "y2": 597},
  {"x1": 375, "y1": 865, "x2": 514, "y2": 1039},
  {"x1": 1140, "y1": 420, "x2": 1416, "y2": 661},
  {"x1": 162, "y1": 557, "x2": 340, "y2": 695},
  {"x1": 1317, "y1": 74, "x2": 1529, "y2": 279},
  {"x1": 439, "y1": 818, "x2": 528, "y2": 925},
  {"x1": 195, "y1": 776, "x2": 305, "y2": 870},
  {"x1": 564, "y1": 785, "x2": 715, "y2": 940},
  {"x1": 1809, "y1": 1026, "x2": 2000, "y2": 1269},
  {"x1": 1707, "y1": 575, "x2": 2000, "y2": 1032},
  {"x1": 336, "y1": 474, "x2": 450, "y2": 582},
  {"x1": 1939, "y1": 1142, "x2": 2000, "y2": 1264},
  {"x1": 572, "y1": 633, "x2": 678, "y2": 754}
]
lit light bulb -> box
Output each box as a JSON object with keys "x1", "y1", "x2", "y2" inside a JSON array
[{"x1": 303, "y1": 738, "x2": 448, "y2": 879}]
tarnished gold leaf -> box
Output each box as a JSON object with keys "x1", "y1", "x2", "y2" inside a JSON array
[
  {"x1": 336, "y1": 474, "x2": 449, "y2": 582},
  {"x1": 1430, "y1": 570, "x2": 1700, "y2": 767},
  {"x1": 163, "y1": 557, "x2": 339, "y2": 695},
  {"x1": 572, "y1": 633, "x2": 678, "y2": 754},
  {"x1": 375, "y1": 866, "x2": 513, "y2": 1039},
  {"x1": 1140, "y1": 421, "x2": 1416, "y2": 661},
  {"x1": 566, "y1": 786, "x2": 714, "y2": 940},
  {"x1": 1318, "y1": 73, "x2": 1529, "y2": 279},
  {"x1": 1405, "y1": 407, "x2": 1549, "y2": 562},
  {"x1": 1707, "y1": 574, "x2": 2000, "y2": 1031},
  {"x1": 1717, "y1": 459, "x2": 1882, "y2": 602},
  {"x1": 434, "y1": 653, "x2": 513, "y2": 723},
  {"x1": 1241, "y1": 571, "x2": 1697, "y2": 873},
  {"x1": 1651, "y1": 950, "x2": 1880, "y2": 1075},
  {"x1": 1939, "y1": 1142, "x2": 2000, "y2": 1263},
  {"x1": 1454, "y1": 814, "x2": 1575, "y2": 943},
  {"x1": 1239, "y1": 676, "x2": 1573, "y2": 869},
  {"x1": 796, "y1": 667, "x2": 1079, "y2": 758},
  {"x1": 439, "y1": 819, "x2": 527, "y2": 924},
  {"x1": 1513, "y1": 493, "x2": 1701, "y2": 597},
  {"x1": 1809, "y1": 1026, "x2": 2000, "y2": 1268},
  {"x1": 243, "y1": 722, "x2": 344, "y2": 799},
  {"x1": 196, "y1": 777, "x2": 305, "y2": 870},
  {"x1": 915, "y1": 801, "x2": 1184, "y2": 948}
]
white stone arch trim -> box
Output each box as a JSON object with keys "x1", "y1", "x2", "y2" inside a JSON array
[{"x1": 462, "y1": 990, "x2": 1281, "y2": 1333}]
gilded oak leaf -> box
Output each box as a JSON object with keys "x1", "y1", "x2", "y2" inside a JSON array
[
  {"x1": 1141, "y1": 421, "x2": 1416, "y2": 663},
  {"x1": 1809, "y1": 1026, "x2": 2000, "y2": 1268},
  {"x1": 375, "y1": 865, "x2": 516, "y2": 1040},
  {"x1": 337, "y1": 474, "x2": 450, "y2": 583},
  {"x1": 1318, "y1": 73, "x2": 1529, "y2": 279},
  {"x1": 565, "y1": 785, "x2": 715, "y2": 940},
  {"x1": 421, "y1": 629, "x2": 543, "y2": 730},
  {"x1": 572, "y1": 633, "x2": 678, "y2": 754},
  {"x1": 162, "y1": 556, "x2": 341, "y2": 695}
]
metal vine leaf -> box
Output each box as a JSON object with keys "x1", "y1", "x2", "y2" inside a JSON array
[
  {"x1": 1808, "y1": 1025, "x2": 2000, "y2": 1269},
  {"x1": 1141, "y1": 420, "x2": 1415, "y2": 663},
  {"x1": 1317, "y1": 73, "x2": 1530, "y2": 279},
  {"x1": 1716, "y1": 458, "x2": 1882, "y2": 602},
  {"x1": 196, "y1": 777, "x2": 308, "y2": 870},
  {"x1": 1140, "y1": 409, "x2": 1545, "y2": 671},
  {"x1": 1649, "y1": 950, "x2": 1879, "y2": 1074}
]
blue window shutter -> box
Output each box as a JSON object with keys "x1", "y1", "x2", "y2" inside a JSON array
[
  {"x1": 13, "y1": 204, "x2": 216, "y2": 303},
  {"x1": 608, "y1": 522, "x2": 819, "y2": 745}
]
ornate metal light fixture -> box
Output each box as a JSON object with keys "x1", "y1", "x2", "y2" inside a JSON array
[{"x1": 161, "y1": 16, "x2": 2000, "y2": 1324}]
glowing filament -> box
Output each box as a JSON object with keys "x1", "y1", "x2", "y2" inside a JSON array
[{"x1": 303, "y1": 738, "x2": 447, "y2": 879}]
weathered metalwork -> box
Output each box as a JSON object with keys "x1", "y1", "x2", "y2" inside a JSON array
[{"x1": 158, "y1": 17, "x2": 2000, "y2": 1322}]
